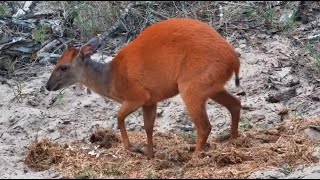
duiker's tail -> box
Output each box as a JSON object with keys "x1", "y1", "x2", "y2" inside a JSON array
[
  {"x1": 235, "y1": 73, "x2": 240, "y2": 87},
  {"x1": 234, "y1": 59, "x2": 240, "y2": 87}
]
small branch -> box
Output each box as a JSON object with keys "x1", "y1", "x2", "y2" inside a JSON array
[
  {"x1": 13, "y1": 1, "x2": 34, "y2": 18},
  {"x1": 98, "y1": 2, "x2": 152, "y2": 42},
  {"x1": 149, "y1": 9, "x2": 169, "y2": 20},
  {"x1": 306, "y1": 34, "x2": 320, "y2": 40},
  {"x1": 37, "y1": 39, "x2": 61, "y2": 55}
]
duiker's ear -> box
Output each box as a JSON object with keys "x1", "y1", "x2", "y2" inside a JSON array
[
  {"x1": 80, "y1": 37, "x2": 101, "y2": 58},
  {"x1": 80, "y1": 44, "x2": 94, "y2": 58},
  {"x1": 64, "y1": 40, "x2": 74, "y2": 49}
]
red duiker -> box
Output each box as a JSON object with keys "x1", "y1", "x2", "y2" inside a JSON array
[{"x1": 46, "y1": 18, "x2": 241, "y2": 159}]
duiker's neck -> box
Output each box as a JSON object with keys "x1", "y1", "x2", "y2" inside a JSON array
[{"x1": 79, "y1": 59, "x2": 113, "y2": 97}]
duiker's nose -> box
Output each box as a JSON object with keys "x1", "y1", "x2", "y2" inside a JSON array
[{"x1": 45, "y1": 83, "x2": 50, "y2": 91}]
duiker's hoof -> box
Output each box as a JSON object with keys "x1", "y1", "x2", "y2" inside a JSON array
[{"x1": 128, "y1": 145, "x2": 144, "y2": 154}]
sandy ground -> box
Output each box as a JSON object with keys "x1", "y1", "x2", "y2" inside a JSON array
[{"x1": 0, "y1": 32, "x2": 320, "y2": 178}]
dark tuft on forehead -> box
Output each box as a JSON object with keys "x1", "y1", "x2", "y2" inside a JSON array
[{"x1": 56, "y1": 47, "x2": 79, "y2": 65}]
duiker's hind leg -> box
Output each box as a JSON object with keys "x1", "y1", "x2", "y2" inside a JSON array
[
  {"x1": 210, "y1": 89, "x2": 241, "y2": 141},
  {"x1": 117, "y1": 85, "x2": 151, "y2": 154},
  {"x1": 178, "y1": 83, "x2": 213, "y2": 157},
  {"x1": 142, "y1": 104, "x2": 157, "y2": 158}
]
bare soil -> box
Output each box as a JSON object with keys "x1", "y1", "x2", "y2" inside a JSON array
[
  {"x1": 1, "y1": 31, "x2": 320, "y2": 178},
  {"x1": 1, "y1": 1, "x2": 320, "y2": 179}
]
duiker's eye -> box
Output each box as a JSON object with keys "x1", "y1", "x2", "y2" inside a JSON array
[{"x1": 60, "y1": 65, "x2": 69, "y2": 72}]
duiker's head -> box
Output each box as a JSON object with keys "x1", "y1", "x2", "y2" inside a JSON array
[{"x1": 45, "y1": 37, "x2": 101, "y2": 91}]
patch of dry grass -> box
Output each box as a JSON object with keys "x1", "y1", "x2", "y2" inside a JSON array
[
  {"x1": 24, "y1": 138, "x2": 65, "y2": 171},
  {"x1": 62, "y1": 1, "x2": 124, "y2": 40},
  {"x1": 24, "y1": 117, "x2": 320, "y2": 178},
  {"x1": 64, "y1": 1, "x2": 295, "y2": 41}
]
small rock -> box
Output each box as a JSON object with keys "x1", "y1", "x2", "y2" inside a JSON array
[
  {"x1": 129, "y1": 124, "x2": 143, "y2": 131},
  {"x1": 9, "y1": 117, "x2": 16, "y2": 123},
  {"x1": 311, "y1": 96, "x2": 320, "y2": 102},
  {"x1": 157, "y1": 109, "x2": 164, "y2": 117},
  {"x1": 27, "y1": 99, "x2": 40, "y2": 107},
  {"x1": 93, "y1": 114, "x2": 101, "y2": 119},
  {"x1": 266, "y1": 129, "x2": 279, "y2": 135},
  {"x1": 286, "y1": 76, "x2": 300, "y2": 87},
  {"x1": 285, "y1": 164, "x2": 320, "y2": 179},
  {"x1": 239, "y1": 44, "x2": 246, "y2": 49},
  {"x1": 87, "y1": 88, "x2": 91, "y2": 94},
  {"x1": 278, "y1": 108, "x2": 289, "y2": 115},
  {"x1": 266, "y1": 88, "x2": 297, "y2": 103},
  {"x1": 239, "y1": 39, "x2": 246, "y2": 45},
  {"x1": 304, "y1": 126, "x2": 320, "y2": 143},
  {"x1": 257, "y1": 33, "x2": 267, "y2": 39},
  {"x1": 1, "y1": 133, "x2": 12, "y2": 141},
  {"x1": 51, "y1": 173, "x2": 62, "y2": 178},
  {"x1": 47, "y1": 128, "x2": 55, "y2": 133},
  {"x1": 39, "y1": 59, "x2": 52, "y2": 65},
  {"x1": 252, "y1": 114, "x2": 266, "y2": 122},
  {"x1": 276, "y1": 67, "x2": 291, "y2": 79},
  {"x1": 248, "y1": 168, "x2": 285, "y2": 179},
  {"x1": 83, "y1": 104, "x2": 91, "y2": 108},
  {"x1": 266, "y1": 94, "x2": 281, "y2": 103},
  {"x1": 39, "y1": 85, "x2": 46, "y2": 94},
  {"x1": 176, "y1": 125, "x2": 194, "y2": 132},
  {"x1": 241, "y1": 105, "x2": 255, "y2": 111},
  {"x1": 61, "y1": 115, "x2": 71, "y2": 120},
  {"x1": 312, "y1": 147, "x2": 320, "y2": 159},
  {"x1": 62, "y1": 120, "x2": 71, "y2": 125},
  {"x1": 236, "y1": 91, "x2": 246, "y2": 96},
  {"x1": 111, "y1": 123, "x2": 117, "y2": 129},
  {"x1": 48, "y1": 114, "x2": 56, "y2": 118},
  {"x1": 303, "y1": 173, "x2": 320, "y2": 179},
  {"x1": 23, "y1": 169, "x2": 28, "y2": 173}
]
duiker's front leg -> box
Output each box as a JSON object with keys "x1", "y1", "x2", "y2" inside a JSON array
[{"x1": 117, "y1": 101, "x2": 144, "y2": 153}]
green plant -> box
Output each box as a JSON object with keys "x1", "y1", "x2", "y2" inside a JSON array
[
  {"x1": 281, "y1": 10, "x2": 298, "y2": 31},
  {"x1": 291, "y1": 111, "x2": 304, "y2": 121},
  {"x1": 73, "y1": 3, "x2": 98, "y2": 38},
  {"x1": 56, "y1": 90, "x2": 65, "y2": 105},
  {"x1": 4, "y1": 60, "x2": 17, "y2": 78},
  {"x1": 103, "y1": 164, "x2": 122, "y2": 176},
  {"x1": 49, "y1": 89, "x2": 66, "y2": 107},
  {"x1": 257, "y1": 123, "x2": 269, "y2": 131},
  {"x1": 181, "y1": 131, "x2": 196, "y2": 144},
  {"x1": 68, "y1": 1, "x2": 122, "y2": 40},
  {"x1": 281, "y1": 163, "x2": 294, "y2": 174},
  {"x1": 0, "y1": 4, "x2": 9, "y2": 17},
  {"x1": 243, "y1": 3, "x2": 254, "y2": 19},
  {"x1": 306, "y1": 42, "x2": 320, "y2": 69},
  {"x1": 263, "y1": 2, "x2": 276, "y2": 28},
  {"x1": 145, "y1": 170, "x2": 158, "y2": 179},
  {"x1": 239, "y1": 117, "x2": 253, "y2": 131},
  {"x1": 74, "y1": 169, "x2": 98, "y2": 179},
  {"x1": 33, "y1": 26, "x2": 46, "y2": 44},
  {"x1": 12, "y1": 80, "x2": 24, "y2": 103}
]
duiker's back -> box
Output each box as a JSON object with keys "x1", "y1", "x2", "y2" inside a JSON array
[{"x1": 113, "y1": 18, "x2": 240, "y2": 101}]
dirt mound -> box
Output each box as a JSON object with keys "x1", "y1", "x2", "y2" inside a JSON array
[
  {"x1": 89, "y1": 128, "x2": 120, "y2": 148},
  {"x1": 24, "y1": 138, "x2": 64, "y2": 172},
  {"x1": 23, "y1": 118, "x2": 320, "y2": 178}
]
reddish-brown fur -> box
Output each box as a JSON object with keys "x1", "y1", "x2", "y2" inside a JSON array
[{"x1": 46, "y1": 18, "x2": 241, "y2": 159}]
